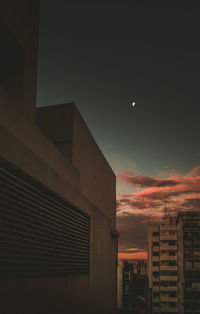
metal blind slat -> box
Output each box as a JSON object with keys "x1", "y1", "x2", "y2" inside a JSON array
[{"x1": 0, "y1": 157, "x2": 90, "y2": 278}]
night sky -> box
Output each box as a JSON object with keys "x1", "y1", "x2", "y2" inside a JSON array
[{"x1": 37, "y1": 1, "x2": 200, "y2": 259}]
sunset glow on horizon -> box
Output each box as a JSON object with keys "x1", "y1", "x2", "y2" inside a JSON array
[{"x1": 118, "y1": 252, "x2": 147, "y2": 260}]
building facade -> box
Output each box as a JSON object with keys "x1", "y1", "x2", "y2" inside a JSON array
[
  {"x1": 148, "y1": 216, "x2": 178, "y2": 314},
  {"x1": 148, "y1": 212, "x2": 200, "y2": 314},
  {"x1": 0, "y1": 2, "x2": 118, "y2": 314},
  {"x1": 177, "y1": 212, "x2": 200, "y2": 314}
]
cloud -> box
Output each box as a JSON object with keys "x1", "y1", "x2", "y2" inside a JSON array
[
  {"x1": 117, "y1": 173, "x2": 180, "y2": 188},
  {"x1": 118, "y1": 252, "x2": 147, "y2": 260},
  {"x1": 116, "y1": 165, "x2": 200, "y2": 260}
]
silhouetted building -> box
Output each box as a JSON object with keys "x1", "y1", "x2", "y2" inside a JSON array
[
  {"x1": 148, "y1": 212, "x2": 200, "y2": 314},
  {"x1": 118, "y1": 260, "x2": 146, "y2": 312},
  {"x1": 117, "y1": 260, "x2": 123, "y2": 309},
  {"x1": 133, "y1": 260, "x2": 147, "y2": 276},
  {"x1": 122, "y1": 260, "x2": 134, "y2": 304},
  {"x1": 0, "y1": 2, "x2": 118, "y2": 314}
]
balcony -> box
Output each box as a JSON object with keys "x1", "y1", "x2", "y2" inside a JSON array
[
  {"x1": 160, "y1": 286, "x2": 178, "y2": 292},
  {"x1": 152, "y1": 267, "x2": 159, "y2": 272},
  {"x1": 160, "y1": 276, "x2": 177, "y2": 281},
  {"x1": 160, "y1": 225, "x2": 177, "y2": 231},
  {"x1": 160, "y1": 255, "x2": 177, "y2": 261},
  {"x1": 160, "y1": 307, "x2": 178, "y2": 312},
  {"x1": 160, "y1": 296, "x2": 178, "y2": 302},
  {"x1": 160, "y1": 266, "x2": 177, "y2": 271},
  {"x1": 160, "y1": 235, "x2": 177, "y2": 241},
  {"x1": 153, "y1": 246, "x2": 160, "y2": 252},
  {"x1": 152, "y1": 256, "x2": 159, "y2": 261},
  {"x1": 152, "y1": 236, "x2": 159, "y2": 241},
  {"x1": 160, "y1": 245, "x2": 177, "y2": 251}
]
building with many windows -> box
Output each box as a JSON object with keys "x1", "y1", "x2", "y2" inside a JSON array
[
  {"x1": 177, "y1": 212, "x2": 200, "y2": 314},
  {"x1": 148, "y1": 212, "x2": 200, "y2": 314},
  {"x1": 148, "y1": 216, "x2": 178, "y2": 314}
]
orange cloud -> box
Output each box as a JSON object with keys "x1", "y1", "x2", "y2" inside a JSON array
[{"x1": 118, "y1": 252, "x2": 147, "y2": 260}]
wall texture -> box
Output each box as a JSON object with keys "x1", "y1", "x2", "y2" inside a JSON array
[{"x1": 0, "y1": 2, "x2": 117, "y2": 314}]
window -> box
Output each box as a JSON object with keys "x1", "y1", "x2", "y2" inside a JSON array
[
  {"x1": 153, "y1": 292, "x2": 159, "y2": 297},
  {"x1": 153, "y1": 282, "x2": 159, "y2": 286},
  {"x1": 153, "y1": 302, "x2": 159, "y2": 307},
  {"x1": 169, "y1": 292, "x2": 177, "y2": 297},
  {"x1": 184, "y1": 251, "x2": 192, "y2": 258},
  {"x1": 169, "y1": 261, "x2": 177, "y2": 266},
  {"x1": 169, "y1": 240, "x2": 176, "y2": 246},
  {"x1": 161, "y1": 260, "x2": 177, "y2": 266},
  {"x1": 153, "y1": 262, "x2": 159, "y2": 266},
  {"x1": 153, "y1": 232, "x2": 159, "y2": 236},
  {"x1": 153, "y1": 252, "x2": 159, "y2": 256},
  {"x1": 169, "y1": 302, "x2": 177, "y2": 308},
  {"x1": 169, "y1": 251, "x2": 176, "y2": 256},
  {"x1": 153, "y1": 272, "x2": 159, "y2": 277},
  {"x1": 169, "y1": 281, "x2": 177, "y2": 286},
  {"x1": 153, "y1": 242, "x2": 159, "y2": 246},
  {"x1": 160, "y1": 281, "x2": 177, "y2": 287}
]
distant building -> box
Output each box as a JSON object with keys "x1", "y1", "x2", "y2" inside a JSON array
[
  {"x1": 117, "y1": 260, "x2": 123, "y2": 309},
  {"x1": 133, "y1": 260, "x2": 147, "y2": 276},
  {"x1": 148, "y1": 212, "x2": 200, "y2": 314},
  {"x1": 0, "y1": 2, "x2": 118, "y2": 314},
  {"x1": 118, "y1": 260, "x2": 147, "y2": 311},
  {"x1": 122, "y1": 260, "x2": 134, "y2": 300}
]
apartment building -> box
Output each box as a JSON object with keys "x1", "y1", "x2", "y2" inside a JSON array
[
  {"x1": 148, "y1": 216, "x2": 178, "y2": 314},
  {"x1": 148, "y1": 212, "x2": 200, "y2": 314},
  {"x1": 177, "y1": 212, "x2": 200, "y2": 314}
]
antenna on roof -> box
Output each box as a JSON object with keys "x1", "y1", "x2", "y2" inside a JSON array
[{"x1": 164, "y1": 200, "x2": 167, "y2": 217}]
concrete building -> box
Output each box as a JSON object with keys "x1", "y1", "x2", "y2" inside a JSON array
[
  {"x1": 148, "y1": 216, "x2": 178, "y2": 314},
  {"x1": 0, "y1": 2, "x2": 118, "y2": 314},
  {"x1": 148, "y1": 212, "x2": 200, "y2": 314}
]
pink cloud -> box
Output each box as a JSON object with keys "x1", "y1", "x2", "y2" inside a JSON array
[
  {"x1": 117, "y1": 165, "x2": 200, "y2": 258},
  {"x1": 117, "y1": 173, "x2": 180, "y2": 188}
]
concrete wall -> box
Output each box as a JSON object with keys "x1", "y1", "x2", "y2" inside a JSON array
[
  {"x1": 0, "y1": 0, "x2": 39, "y2": 122},
  {"x1": 0, "y1": 90, "x2": 117, "y2": 314},
  {"x1": 37, "y1": 103, "x2": 116, "y2": 226},
  {"x1": 0, "y1": 2, "x2": 117, "y2": 313}
]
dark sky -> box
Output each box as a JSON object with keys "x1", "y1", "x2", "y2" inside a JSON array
[{"x1": 37, "y1": 1, "x2": 200, "y2": 259}]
